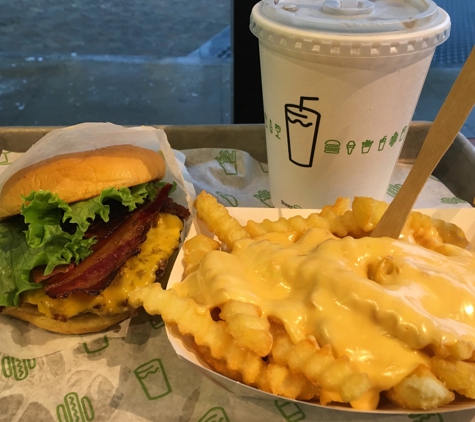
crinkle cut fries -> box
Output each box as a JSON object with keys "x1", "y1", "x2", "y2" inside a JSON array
[{"x1": 130, "y1": 191, "x2": 475, "y2": 411}]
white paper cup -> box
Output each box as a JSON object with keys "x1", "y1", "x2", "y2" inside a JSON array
[{"x1": 251, "y1": 0, "x2": 450, "y2": 208}]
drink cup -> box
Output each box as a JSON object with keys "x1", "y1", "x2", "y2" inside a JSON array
[
  {"x1": 250, "y1": 0, "x2": 450, "y2": 208},
  {"x1": 134, "y1": 358, "x2": 172, "y2": 400}
]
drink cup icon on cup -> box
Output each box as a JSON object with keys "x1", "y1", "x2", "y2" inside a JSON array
[{"x1": 285, "y1": 97, "x2": 321, "y2": 167}]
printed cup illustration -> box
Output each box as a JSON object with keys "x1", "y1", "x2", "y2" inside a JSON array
[
  {"x1": 82, "y1": 336, "x2": 109, "y2": 354},
  {"x1": 56, "y1": 392, "x2": 95, "y2": 422},
  {"x1": 2, "y1": 356, "x2": 36, "y2": 381},
  {"x1": 275, "y1": 400, "x2": 306, "y2": 422},
  {"x1": 198, "y1": 407, "x2": 230, "y2": 422},
  {"x1": 285, "y1": 98, "x2": 321, "y2": 166},
  {"x1": 134, "y1": 359, "x2": 172, "y2": 400},
  {"x1": 250, "y1": 0, "x2": 450, "y2": 208}
]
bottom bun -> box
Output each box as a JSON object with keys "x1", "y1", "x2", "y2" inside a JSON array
[{"x1": 2, "y1": 303, "x2": 130, "y2": 335}]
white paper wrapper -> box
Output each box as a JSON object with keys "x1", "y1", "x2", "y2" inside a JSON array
[
  {"x1": 1, "y1": 131, "x2": 474, "y2": 422},
  {"x1": 0, "y1": 122, "x2": 195, "y2": 212},
  {"x1": 182, "y1": 148, "x2": 472, "y2": 209},
  {"x1": 0, "y1": 123, "x2": 196, "y2": 358}
]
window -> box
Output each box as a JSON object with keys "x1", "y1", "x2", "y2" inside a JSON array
[{"x1": 0, "y1": 0, "x2": 231, "y2": 126}]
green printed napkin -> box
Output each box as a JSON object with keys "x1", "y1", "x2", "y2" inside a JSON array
[
  {"x1": 1, "y1": 138, "x2": 474, "y2": 422},
  {"x1": 2, "y1": 314, "x2": 470, "y2": 421},
  {"x1": 182, "y1": 148, "x2": 471, "y2": 209}
]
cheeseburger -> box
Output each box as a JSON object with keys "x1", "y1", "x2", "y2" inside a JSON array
[{"x1": 0, "y1": 144, "x2": 189, "y2": 334}]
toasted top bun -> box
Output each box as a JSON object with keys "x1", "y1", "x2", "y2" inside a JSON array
[{"x1": 0, "y1": 144, "x2": 166, "y2": 219}]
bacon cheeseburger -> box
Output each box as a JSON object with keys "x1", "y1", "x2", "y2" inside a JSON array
[{"x1": 0, "y1": 144, "x2": 189, "y2": 334}]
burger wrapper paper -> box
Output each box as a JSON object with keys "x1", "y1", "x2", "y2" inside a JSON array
[
  {"x1": 1, "y1": 125, "x2": 475, "y2": 421},
  {"x1": 0, "y1": 123, "x2": 196, "y2": 358},
  {"x1": 0, "y1": 122, "x2": 196, "y2": 213}
]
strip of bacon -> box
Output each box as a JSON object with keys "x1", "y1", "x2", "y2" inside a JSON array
[
  {"x1": 31, "y1": 263, "x2": 75, "y2": 283},
  {"x1": 83, "y1": 209, "x2": 130, "y2": 239},
  {"x1": 43, "y1": 184, "x2": 173, "y2": 299},
  {"x1": 161, "y1": 197, "x2": 190, "y2": 220}
]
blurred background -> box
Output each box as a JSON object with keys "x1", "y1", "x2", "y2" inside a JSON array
[{"x1": 0, "y1": 0, "x2": 473, "y2": 138}]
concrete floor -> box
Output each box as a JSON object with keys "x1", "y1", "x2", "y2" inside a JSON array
[
  {"x1": 0, "y1": 56, "x2": 231, "y2": 126},
  {"x1": 0, "y1": 0, "x2": 231, "y2": 127},
  {"x1": 0, "y1": 0, "x2": 229, "y2": 58}
]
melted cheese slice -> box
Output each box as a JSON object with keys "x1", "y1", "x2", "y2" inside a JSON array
[
  {"x1": 23, "y1": 213, "x2": 183, "y2": 319},
  {"x1": 173, "y1": 228, "x2": 475, "y2": 397}
]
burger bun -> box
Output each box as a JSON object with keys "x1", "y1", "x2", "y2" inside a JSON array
[{"x1": 0, "y1": 144, "x2": 166, "y2": 220}]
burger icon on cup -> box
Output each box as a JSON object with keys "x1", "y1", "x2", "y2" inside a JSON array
[{"x1": 324, "y1": 140, "x2": 340, "y2": 154}]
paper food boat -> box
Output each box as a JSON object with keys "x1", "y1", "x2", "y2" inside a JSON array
[{"x1": 166, "y1": 207, "x2": 475, "y2": 414}]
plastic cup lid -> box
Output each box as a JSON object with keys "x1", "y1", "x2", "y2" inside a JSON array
[{"x1": 251, "y1": 0, "x2": 451, "y2": 57}]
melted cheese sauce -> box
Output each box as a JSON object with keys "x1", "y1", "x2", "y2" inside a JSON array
[
  {"x1": 23, "y1": 213, "x2": 183, "y2": 319},
  {"x1": 173, "y1": 228, "x2": 475, "y2": 396}
]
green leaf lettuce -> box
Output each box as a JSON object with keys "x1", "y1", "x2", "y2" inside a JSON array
[{"x1": 0, "y1": 182, "x2": 159, "y2": 307}]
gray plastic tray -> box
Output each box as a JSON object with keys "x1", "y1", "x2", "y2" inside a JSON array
[{"x1": 0, "y1": 121, "x2": 473, "y2": 205}]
